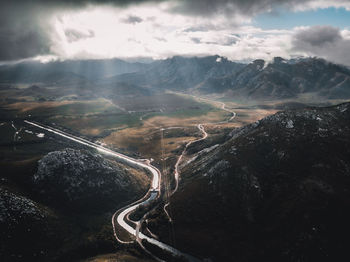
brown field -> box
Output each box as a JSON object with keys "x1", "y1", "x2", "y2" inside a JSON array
[
  {"x1": 1, "y1": 87, "x2": 279, "y2": 164},
  {"x1": 103, "y1": 125, "x2": 198, "y2": 162},
  {"x1": 144, "y1": 111, "x2": 227, "y2": 127},
  {"x1": 232, "y1": 108, "x2": 278, "y2": 126},
  {"x1": 6, "y1": 100, "x2": 76, "y2": 112},
  {"x1": 6, "y1": 98, "x2": 119, "y2": 115},
  {"x1": 101, "y1": 94, "x2": 279, "y2": 165}
]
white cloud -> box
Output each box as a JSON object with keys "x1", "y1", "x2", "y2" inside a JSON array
[
  {"x1": 39, "y1": 4, "x2": 297, "y2": 62},
  {"x1": 2, "y1": 0, "x2": 350, "y2": 62},
  {"x1": 292, "y1": 0, "x2": 350, "y2": 11}
]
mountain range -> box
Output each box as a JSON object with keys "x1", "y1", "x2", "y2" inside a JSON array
[{"x1": 1, "y1": 56, "x2": 350, "y2": 100}]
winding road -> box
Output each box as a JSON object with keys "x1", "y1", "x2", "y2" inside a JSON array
[
  {"x1": 170, "y1": 98, "x2": 236, "y2": 196},
  {"x1": 24, "y1": 120, "x2": 198, "y2": 262},
  {"x1": 171, "y1": 124, "x2": 208, "y2": 195},
  {"x1": 160, "y1": 97, "x2": 236, "y2": 229},
  {"x1": 23, "y1": 97, "x2": 235, "y2": 261}
]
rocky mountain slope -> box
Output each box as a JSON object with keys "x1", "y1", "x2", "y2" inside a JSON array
[
  {"x1": 0, "y1": 186, "x2": 60, "y2": 261},
  {"x1": 112, "y1": 55, "x2": 244, "y2": 90},
  {"x1": 1, "y1": 56, "x2": 349, "y2": 100},
  {"x1": 102, "y1": 56, "x2": 350, "y2": 99},
  {"x1": 200, "y1": 57, "x2": 350, "y2": 99},
  {"x1": 167, "y1": 102, "x2": 350, "y2": 261},
  {"x1": 0, "y1": 148, "x2": 150, "y2": 261},
  {"x1": 33, "y1": 148, "x2": 146, "y2": 210}
]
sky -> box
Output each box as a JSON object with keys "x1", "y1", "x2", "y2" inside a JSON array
[{"x1": 1, "y1": 0, "x2": 350, "y2": 65}]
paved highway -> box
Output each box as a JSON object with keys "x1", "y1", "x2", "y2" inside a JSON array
[{"x1": 24, "y1": 120, "x2": 198, "y2": 262}]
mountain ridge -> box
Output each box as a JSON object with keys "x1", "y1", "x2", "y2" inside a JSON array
[
  {"x1": 1, "y1": 55, "x2": 349, "y2": 101},
  {"x1": 161, "y1": 102, "x2": 350, "y2": 261}
]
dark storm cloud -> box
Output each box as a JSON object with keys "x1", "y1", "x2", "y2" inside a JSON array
[
  {"x1": 0, "y1": 29, "x2": 51, "y2": 61},
  {"x1": 293, "y1": 26, "x2": 342, "y2": 47},
  {"x1": 0, "y1": 0, "x2": 163, "y2": 61},
  {"x1": 170, "y1": 0, "x2": 320, "y2": 16},
  {"x1": 292, "y1": 26, "x2": 350, "y2": 66},
  {"x1": 0, "y1": 2, "x2": 53, "y2": 61}
]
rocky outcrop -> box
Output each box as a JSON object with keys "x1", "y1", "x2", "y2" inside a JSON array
[
  {"x1": 0, "y1": 147, "x2": 150, "y2": 261},
  {"x1": 0, "y1": 188, "x2": 47, "y2": 224},
  {"x1": 33, "y1": 148, "x2": 143, "y2": 210},
  {"x1": 0, "y1": 187, "x2": 58, "y2": 261}
]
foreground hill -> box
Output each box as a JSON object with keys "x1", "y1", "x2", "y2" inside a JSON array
[
  {"x1": 0, "y1": 148, "x2": 150, "y2": 261},
  {"x1": 33, "y1": 148, "x2": 146, "y2": 210},
  {"x1": 168, "y1": 102, "x2": 350, "y2": 261}
]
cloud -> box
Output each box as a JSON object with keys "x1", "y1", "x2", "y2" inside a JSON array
[
  {"x1": 64, "y1": 29, "x2": 95, "y2": 42},
  {"x1": 293, "y1": 25, "x2": 341, "y2": 47},
  {"x1": 169, "y1": 0, "x2": 348, "y2": 17},
  {"x1": 0, "y1": 3, "x2": 54, "y2": 61},
  {"x1": 1, "y1": 0, "x2": 350, "y2": 62},
  {"x1": 292, "y1": 26, "x2": 350, "y2": 66},
  {"x1": 122, "y1": 15, "x2": 143, "y2": 24},
  {"x1": 0, "y1": 0, "x2": 158, "y2": 61}
]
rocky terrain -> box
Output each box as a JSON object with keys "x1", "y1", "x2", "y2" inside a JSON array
[
  {"x1": 199, "y1": 57, "x2": 350, "y2": 99},
  {"x1": 0, "y1": 148, "x2": 150, "y2": 261},
  {"x1": 112, "y1": 55, "x2": 244, "y2": 91},
  {"x1": 107, "y1": 56, "x2": 350, "y2": 100},
  {"x1": 163, "y1": 102, "x2": 350, "y2": 261},
  {"x1": 33, "y1": 148, "x2": 145, "y2": 211},
  {"x1": 0, "y1": 186, "x2": 60, "y2": 261}
]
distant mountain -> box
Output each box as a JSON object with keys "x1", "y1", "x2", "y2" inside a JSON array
[
  {"x1": 112, "y1": 55, "x2": 245, "y2": 90},
  {"x1": 0, "y1": 58, "x2": 146, "y2": 83},
  {"x1": 200, "y1": 57, "x2": 350, "y2": 99},
  {"x1": 1, "y1": 56, "x2": 350, "y2": 100},
  {"x1": 167, "y1": 102, "x2": 350, "y2": 261},
  {"x1": 109, "y1": 56, "x2": 350, "y2": 99}
]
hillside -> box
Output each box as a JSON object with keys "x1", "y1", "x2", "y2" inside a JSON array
[
  {"x1": 0, "y1": 148, "x2": 150, "y2": 261},
  {"x1": 165, "y1": 102, "x2": 350, "y2": 261}
]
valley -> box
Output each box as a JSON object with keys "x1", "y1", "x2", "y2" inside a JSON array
[{"x1": 1, "y1": 56, "x2": 350, "y2": 262}]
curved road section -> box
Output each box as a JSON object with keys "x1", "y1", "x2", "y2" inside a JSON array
[{"x1": 24, "y1": 120, "x2": 198, "y2": 262}]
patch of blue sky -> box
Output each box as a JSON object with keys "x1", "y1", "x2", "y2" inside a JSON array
[{"x1": 253, "y1": 7, "x2": 350, "y2": 30}]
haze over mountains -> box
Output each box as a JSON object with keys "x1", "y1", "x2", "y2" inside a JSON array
[{"x1": 1, "y1": 56, "x2": 350, "y2": 100}]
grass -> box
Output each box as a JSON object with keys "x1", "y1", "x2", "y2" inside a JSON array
[
  {"x1": 6, "y1": 98, "x2": 121, "y2": 117},
  {"x1": 52, "y1": 113, "x2": 143, "y2": 136}
]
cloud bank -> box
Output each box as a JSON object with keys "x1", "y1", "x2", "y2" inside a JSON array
[
  {"x1": 1, "y1": 0, "x2": 350, "y2": 64},
  {"x1": 292, "y1": 26, "x2": 350, "y2": 66}
]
